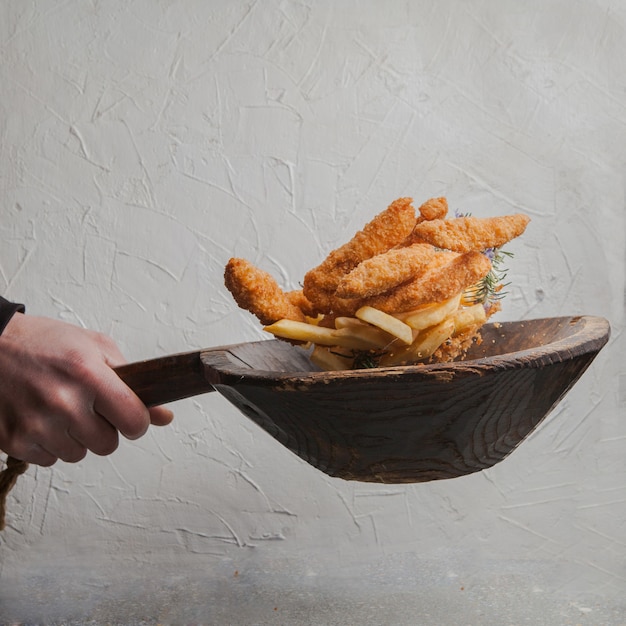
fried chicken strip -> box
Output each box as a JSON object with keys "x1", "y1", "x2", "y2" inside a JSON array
[
  {"x1": 302, "y1": 288, "x2": 367, "y2": 318},
  {"x1": 335, "y1": 243, "x2": 436, "y2": 299},
  {"x1": 364, "y1": 251, "x2": 491, "y2": 313},
  {"x1": 401, "y1": 197, "x2": 448, "y2": 246},
  {"x1": 224, "y1": 258, "x2": 305, "y2": 325},
  {"x1": 417, "y1": 196, "x2": 448, "y2": 222},
  {"x1": 286, "y1": 289, "x2": 318, "y2": 318},
  {"x1": 411, "y1": 214, "x2": 530, "y2": 253},
  {"x1": 303, "y1": 197, "x2": 416, "y2": 311}
]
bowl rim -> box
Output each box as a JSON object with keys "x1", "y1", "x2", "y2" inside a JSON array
[{"x1": 204, "y1": 315, "x2": 610, "y2": 386}]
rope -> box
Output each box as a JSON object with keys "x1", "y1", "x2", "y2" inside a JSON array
[{"x1": 0, "y1": 456, "x2": 28, "y2": 530}]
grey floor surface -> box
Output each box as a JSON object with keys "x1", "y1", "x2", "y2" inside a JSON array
[{"x1": 1, "y1": 550, "x2": 624, "y2": 625}]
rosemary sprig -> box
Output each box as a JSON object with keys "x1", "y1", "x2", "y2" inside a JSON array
[
  {"x1": 465, "y1": 248, "x2": 513, "y2": 307},
  {"x1": 331, "y1": 348, "x2": 387, "y2": 369},
  {"x1": 453, "y1": 209, "x2": 514, "y2": 306}
]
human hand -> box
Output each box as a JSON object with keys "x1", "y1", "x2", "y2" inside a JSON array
[{"x1": 0, "y1": 313, "x2": 174, "y2": 466}]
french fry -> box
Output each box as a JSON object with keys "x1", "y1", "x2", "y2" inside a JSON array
[
  {"x1": 417, "y1": 318, "x2": 457, "y2": 357},
  {"x1": 305, "y1": 315, "x2": 324, "y2": 325},
  {"x1": 379, "y1": 318, "x2": 455, "y2": 367},
  {"x1": 355, "y1": 306, "x2": 413, "y2": 345},
  {"x1": 310, "y1": 345, "x2": 353, "y2": 371},
  {"x1": 264, "y1": 319, "x2": 345, "y2": 346},
  {"x1": 335, "y1": 324, "x2": 398, "y2": 350},
  {"x1": 334, "y1": 316, "x2": 369, "y2": 330},
  {"x1": 395, "y1": 293, "x2": 462, "y2": 331},
  {"x1": 453, "y1": 303, "x2": 487, "y2": 334},
  {"x1": 264, "y1": 319, "x2": 395, "y2": 350}
]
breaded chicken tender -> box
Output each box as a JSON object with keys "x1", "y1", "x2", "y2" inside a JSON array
[
  {"x1": 303, "y1": 197, "x2": 416, "y2": 310},
  {"x1": 417, "y1": 196, "x2": 448, "y2": 222},
  {"x1": 411, "y1": 214, "x2": 530, "y2": 253},
  {"x1": 400, "y1": 197, "x2": 448, "y2": 246},
  {"x1": 301, "y1": 287, "x2": 367, "y2": 318},
  {"x1": 286, "y1": 289, "x2": 318, "y2": 318},
  {"x1": 224, "y1": 258, "x2": 305, "y2": 325},
  {"x1": 335, "y1": 243, "x2": 436, "y2": 299},
  {"x1": 365, "y1": 251, "x2": 491, "y2": 313}
]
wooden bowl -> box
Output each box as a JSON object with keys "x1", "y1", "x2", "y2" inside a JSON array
[{"x1": 200, "y1": 315, "x2": 609, "y2": 483}]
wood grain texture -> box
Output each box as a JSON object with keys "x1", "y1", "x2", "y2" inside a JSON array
[
  {"x1": 201, "y1": 316, "x2": 610, "y2": 483},
  {"x1": 115, "y1": 350, "x2": 215, "y2": 407},
  {"x1": 113, "y1": 316, "x2": 609, "y2": 483}
]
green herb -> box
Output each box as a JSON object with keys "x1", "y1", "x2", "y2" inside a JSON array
[
  {"x1": 465, "y1": 248, "x2": 513, "y2": 306},
  {"x1": 454, "y1": 209, "x2": 513, "y2": 307},
  {"x1": 332, "y1": 349, "x2": 387, "y2": 369}
]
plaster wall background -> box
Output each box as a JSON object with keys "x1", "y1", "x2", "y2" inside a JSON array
[{"x1": 0, "y1": 1, "x2": 624, "y2": 623}]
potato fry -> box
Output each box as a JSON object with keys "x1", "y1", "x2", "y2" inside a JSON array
[
  {"x1": 415, "y1": 318, "x2": 456, "y2": 358},
  {"x1": 452, "y1": 303, "x2": 487, "y2": 334},
  {"x1": 379, "y1": 318, "x2": 455, "y2": 367},
  {"x1": 356, "y1": 306, "x2": 413, "y2": 345},
  {"x1": 333, "y1": 325, "x2": 398, "y2": 350},
  {"x1": 264, "y1": 319, "x2": 342, "y2": 346},
  {"x1": 334, "y1": 316, "x2": 369, "y2": 329},
  {"x1": 264, "y1": 319, "x2": 395, "y2": 351},
  {"x1": 395, "y1": 293, "x2": 462, "y2": 330},
  {"x1": 310, "y1": 345, "x2": 353, "y2": 371}
]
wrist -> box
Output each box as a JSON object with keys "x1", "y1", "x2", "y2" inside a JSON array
[{"x1": 0, "y1": 297, "x2": 25, "y2": 336}]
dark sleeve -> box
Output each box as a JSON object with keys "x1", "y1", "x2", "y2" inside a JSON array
[{"x1": 0, "y1": 296, "x2": 25, "y2": 336}]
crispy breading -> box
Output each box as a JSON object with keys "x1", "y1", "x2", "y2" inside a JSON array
[
  {"x1": 224, "y1": 258, "x2": 305, "y2": 325},
  {"x1": 364, "y1": 251, "x2": 491, "y2": 313},
  {"x1": 417, "y1": 196, "x2": 448, "y2": 221},
  {"x1": 286, "y1": 289, "x2": 318, "y2": 318},
  {"x1": 335, "y1": 243, "x2": 436, "y2": 299},
  {"x1": 303, "y1": 197, "x2": 416, "y2": 309},
  {"x1": 411, "y1": 214, "x2": 530, "y2": 253},
  {"x1": 433, "y1": 326, "x2": 482, "y2": 363},
  {"x1": 305, "y1": 287, "x2": 367, "y2": 318},
  {"x1": 400, "y1": 197, "x2": 448, "y2": 246},
  {"x1": 316, "y1": 314, "x2": 337, "y2": 329},
  {"x1": 432, "y1": 300, "x2": 499, "y2": 363}
]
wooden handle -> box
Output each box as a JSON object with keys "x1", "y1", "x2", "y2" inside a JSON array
[{"x1": 114, "y1": 350, "x2": 215, "y2": 407}]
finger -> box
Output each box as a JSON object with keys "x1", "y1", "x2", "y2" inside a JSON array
[
  {"x1": 66, "y1": 410, "x2": 120, "y2": 457},
  {"x1": 89, "y1": 333, "x2": 169, "y2": 432},
  {"x1": 149, "y1": 406, "x2": 174, "y2": 427},
  {"x1": 30, "y1": 423, "x2": 88, "y2": 464},
  {"x1": 3, "y1": 411, "x2": 71, "y2": 466},
  {"x1": 6, "y1": 440, "x2": 58, "y2": 467},
  {"x1": 37, "y1": 383, "x2": 118, "y2": 459},
  {"x1": 48, "y1": 434, "x2": 88, "y2": 464},
  {"x1": 92, "y1": 366, "x2": 151, "y2": 440}
]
